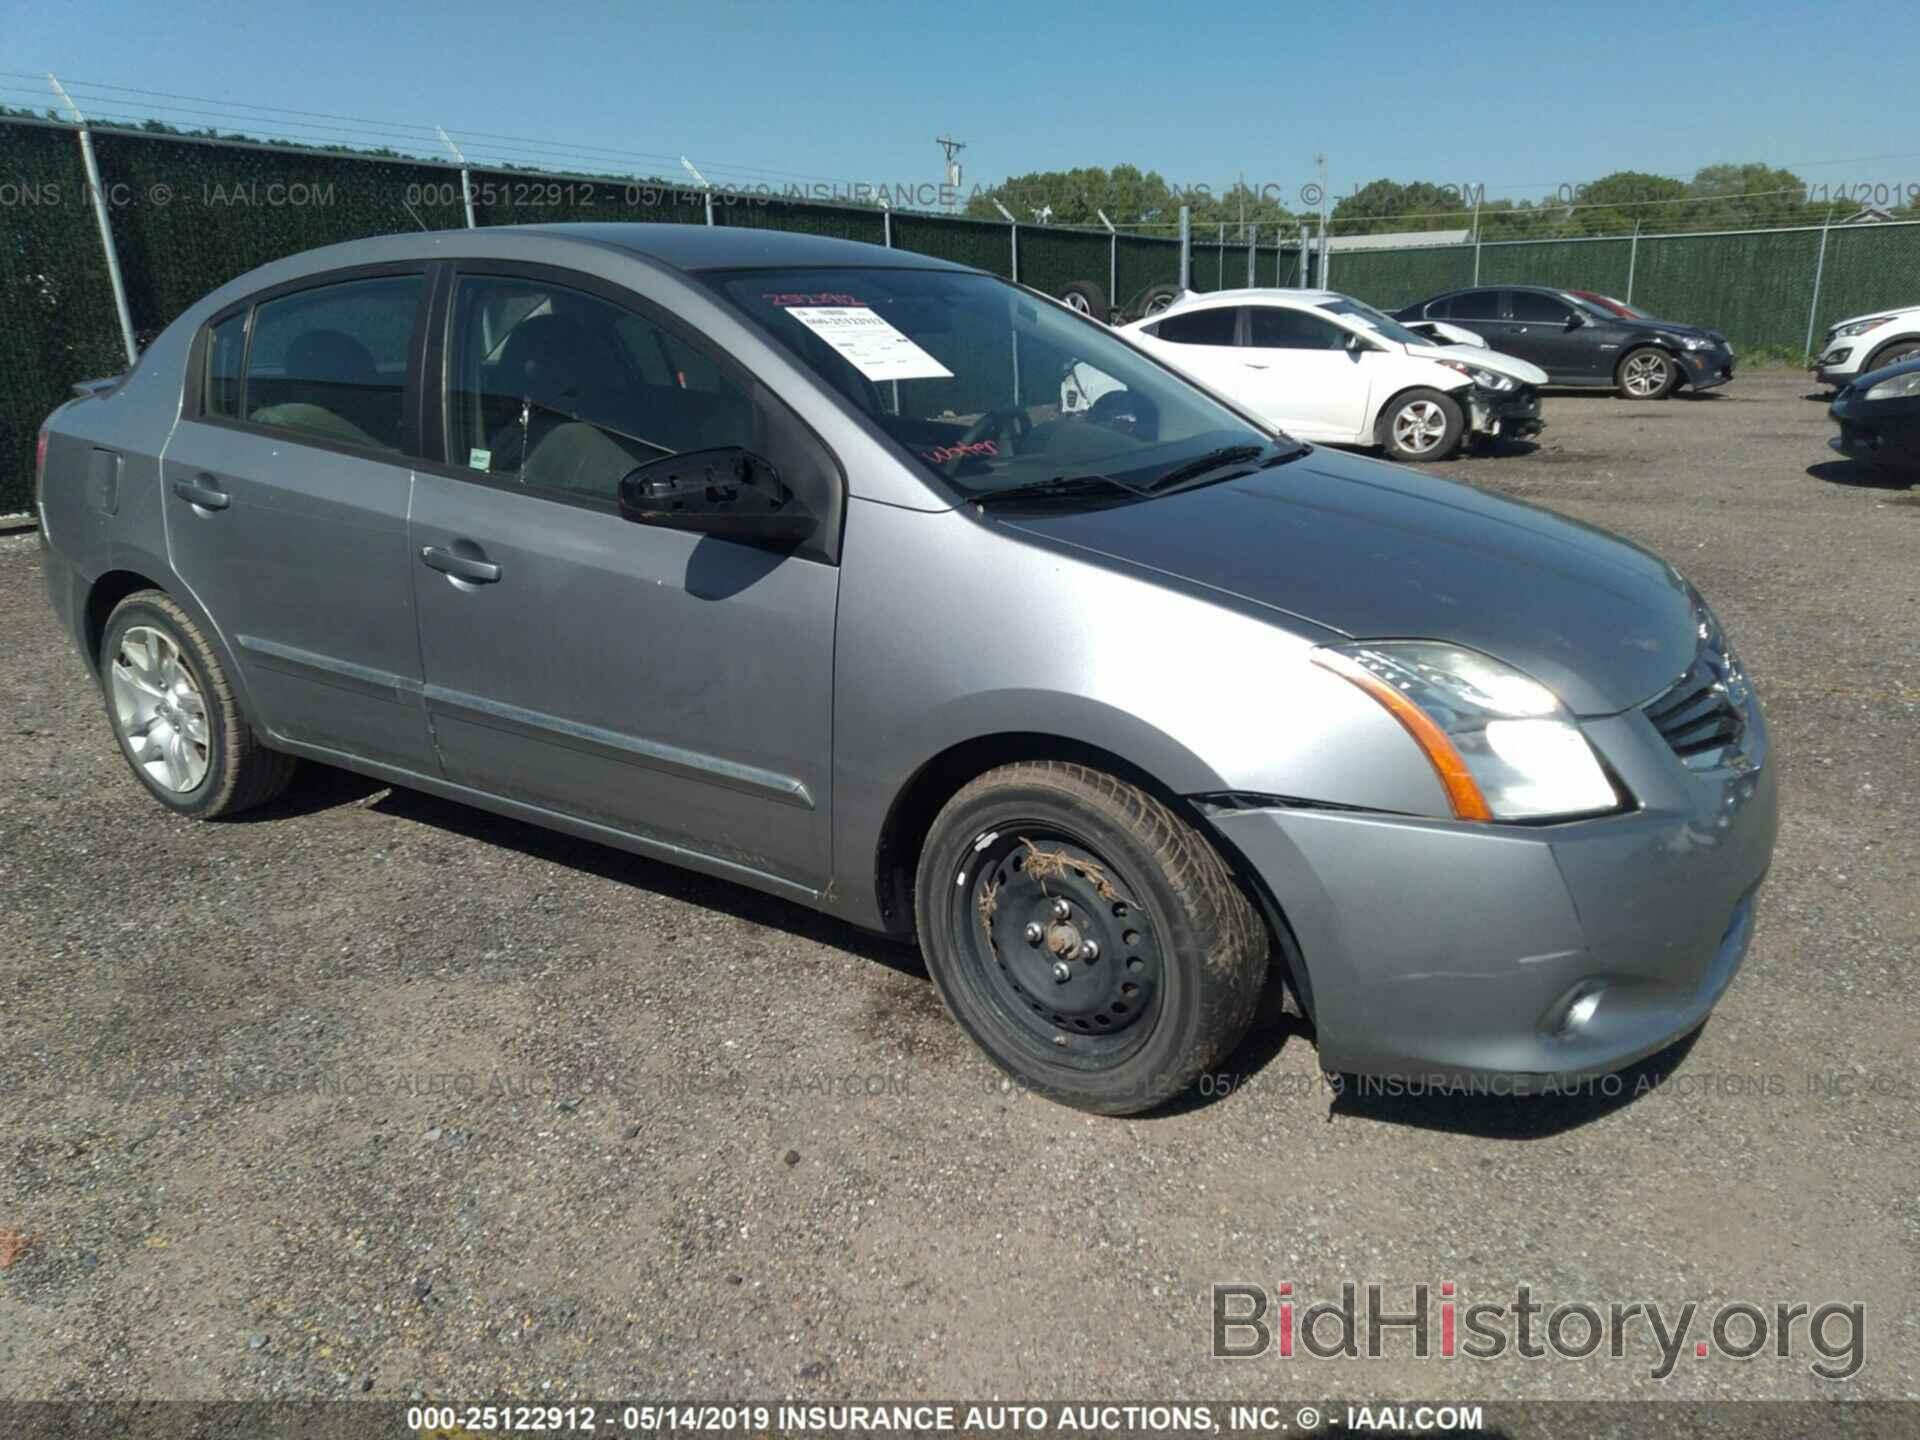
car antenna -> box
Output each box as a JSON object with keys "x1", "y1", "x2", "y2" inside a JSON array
[{"x1": 399, "y1": 197, "x2": 430, "y2": 233}]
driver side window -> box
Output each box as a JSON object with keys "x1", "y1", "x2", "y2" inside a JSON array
[{"x1": 446, "y1": 275, "x2": 754, "y2": 504}]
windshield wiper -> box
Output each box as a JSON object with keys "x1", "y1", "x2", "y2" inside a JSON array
[
  {"x1": 1143, "y1": 442, "x2": 1304, "y2": 495},
  {"x1": 971, "y1": 473, "x2": 1146, "y2": 508}
]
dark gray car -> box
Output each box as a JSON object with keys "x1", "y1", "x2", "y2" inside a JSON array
[{"x1": 34, "y1": 225, "x2": 1776, "y2": 1113}]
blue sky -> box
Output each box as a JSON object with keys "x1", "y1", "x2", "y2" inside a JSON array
[{"x1": 3, "y1": 0, "x2": 1912, "y2": 208}]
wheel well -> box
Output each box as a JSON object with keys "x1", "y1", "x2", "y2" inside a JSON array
[
  {"x1": 872, "y1": 732, "x2": 1314, "y2": 1020},
  {"x1": 874, "y1": 734, "x2": 1192, "y2": 935},
  {"x1": 82, "y1": 569, "x2": 164, "y2": 666},
  {"x1": 1373, "y1": 384, "x2": 1461, "y2": 444},
  {"x1": 1864, "y1": 335, "x2": 1920, "y2": 371}
]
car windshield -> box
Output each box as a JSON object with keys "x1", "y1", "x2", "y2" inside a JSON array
[
  {"x1": 1315, "y1": 297, "x2": 1432, "y2": 348},
  {"x1": 704, "y1": 267, "x2": 1275, "y2": 498}
]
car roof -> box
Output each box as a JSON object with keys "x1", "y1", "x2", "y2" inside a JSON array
[
  {"x1": 492, "y1": 222, "x2": 971, "y2": 273},
  {"x1": 1161, "y1": 287, "x2": 1352, "y2": 313}
]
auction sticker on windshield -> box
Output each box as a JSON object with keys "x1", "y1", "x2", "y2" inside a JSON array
[{"x1": 784, "y1": 306, "x2": 955, "y2": 381}]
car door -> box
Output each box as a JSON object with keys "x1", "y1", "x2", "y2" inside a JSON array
[
  {"x1": 1435, "y1": 287, "x2": 1506, "y2": 344},
  {"x1": 1497, "y1": 290, "x2": 1594, "y2": 379},
  {"x1": 159, "y1": 268, "x2": 441, "y2": 774},
  {"x1": 1240, "y1": 304, "x2": 1372, "y2": 440},
  {"x1": 1138, "y1": 305, "x2": 1250, "y2": 413},
  {"x1": 407, "y1": 266, "x2": 839, "y2": 894}
]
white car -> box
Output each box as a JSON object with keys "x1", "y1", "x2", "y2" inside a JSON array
[
  {"x1": 1109, "y1": 289, "x2": 1548, "y2": 461},
  {"x1": 1813, "y1": 303, "x2": 1920, "y2": 389}
]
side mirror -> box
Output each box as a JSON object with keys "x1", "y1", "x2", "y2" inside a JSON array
[
  {"x1": 1565, "y1": 311, "x2": 1587, "y2": 329},
  {"x1": 617, "y1": 447, "x2": 812, "y2": 546}
]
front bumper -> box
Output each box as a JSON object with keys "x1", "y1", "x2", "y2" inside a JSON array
[
  {"x1": 1814, "y1": 343, "x2": 1858, "y2": 389},
  {"x1": 1206, "y1": 692, "x2": 1776, "y2": 1087},
  {"x1": 1828, "y1": 390, "x2": 1920, "y2": 469},
  {"x1": 1467, "y1": 384, "x2": 1544, "y2": 440},
  {"x1": 1680, "y1": 346, "x2": 1735, "y2": 391}
]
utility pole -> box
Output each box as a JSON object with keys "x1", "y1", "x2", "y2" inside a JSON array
[
  {"x1": 936, "y1": 135, "x2": 965, "y2": 212},
  {"x1": 681, "y1": 157, "x2": 714, "y2": 225},
  {"x1": 49, "y1": 73, "x2": 137, "y2": 367},
  {"x1": 1315, "y1": 153, "x2": 1331, "y2": 290},
  {"x1": 437, "y1": 126, "x2": 476, "y2": 229}
]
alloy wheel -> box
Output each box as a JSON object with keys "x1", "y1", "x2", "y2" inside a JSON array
[
  {"x1": 110, "y1": 625, "x2": 210, "y2": 793},
  {"x1": 1392, "y1": 400, "x2": 1449, "y2": 455},
  {"x1": 1623, "y1": 353, "x2": 1670, "y2": 397}
]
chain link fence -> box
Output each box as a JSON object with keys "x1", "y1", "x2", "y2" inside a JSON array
[{"x1": 8, "y1": 112, "x2": 1920, "y2": 512}]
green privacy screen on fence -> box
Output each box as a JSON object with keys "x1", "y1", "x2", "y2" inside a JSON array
[
  {"x1": 0, "y1": 122, "x2": 129, "y2": 515},
  {"x1": 9, "y1": 110, "x2": 1920, "y2": 512}
]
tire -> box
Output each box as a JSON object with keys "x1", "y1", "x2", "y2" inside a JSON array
[
  {"x1": 1136, "y1": 284, "x2": 1181, "y2": 318},
  {"x1": 1379, "y1": 387, "x2": 1466, "y2": 462},
  {"x1": 1617, "y1": 346, "x2": 1677, "y2": 399},
  {"x1": 99, "y1": 589, "x2": 296, "y2": 818},
  {"x1": 914, "y1": 761, "x2": 1267, "y2": 1115},
  {"x1": 1057, "y1": 280, "x2": 1109, "y2": 322},
  {"x1": 1864, "y1": 340, "x2": 1920, "y2": 374}
]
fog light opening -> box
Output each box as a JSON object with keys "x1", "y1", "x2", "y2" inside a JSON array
[{"x1": 1554, "y1": 983, "x2": 1607, "y2": 1038}]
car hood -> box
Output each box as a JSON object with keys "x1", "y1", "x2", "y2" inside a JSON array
[
  {"x1": 1828, "y1": 305, "x2": 1920, "y2": 331},
  {"x1": 994, "y1": 447, "x2": 1699, "y2": 715},
  {"x1": 1410, "y1": 343, "x2": 1549, "y2": 386},
  {"x1": 1623, "y1": 317, "x2": 1727, "y2": 345}
]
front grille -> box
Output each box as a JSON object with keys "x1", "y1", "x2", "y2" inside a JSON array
[{"x1": 1645, "y1": 654, "x2": 1747, "y2": 767}]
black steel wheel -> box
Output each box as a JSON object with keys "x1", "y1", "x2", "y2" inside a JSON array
[{"x1": 915, "y1": 761, "x2": 1267, "y2": 1114}]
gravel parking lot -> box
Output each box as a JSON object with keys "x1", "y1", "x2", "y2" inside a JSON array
[{"x1": 0, "y1": 368, "x2": 1914, "y2": 1405}]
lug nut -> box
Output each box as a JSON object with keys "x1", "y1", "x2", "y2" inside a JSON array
[
  {"x1": 1024, "y1": 922, "x2": 1044, "y2": 944},
  {"x1": 1080, "y1": 940, "x2": 1098, "y2": 962},
  {"x1": 1051, "y1": 961, "x2": 1072, "y2": 984},
  {"x1": 1052, "y1": 899, "x2": 1071, "y2": 921}
]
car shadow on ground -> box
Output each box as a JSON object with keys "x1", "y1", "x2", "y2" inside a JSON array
[
  {"x1": 231, "y1": 765, "x2": 1706, "y2": 1131},
  {"x1": 239, "y1": 765, "x2": 922, "y2": 975},
  {"x1": 1806, "y1": 459, "x2": 1919, "y2": 491},
  {"x1": 1320, "y1": 1026, "x2": 1704, "y2": 1140}
]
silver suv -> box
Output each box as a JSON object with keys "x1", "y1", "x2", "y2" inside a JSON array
[{"x1": 35, "y1": 225, "x2": 1776, "y2": 1112}]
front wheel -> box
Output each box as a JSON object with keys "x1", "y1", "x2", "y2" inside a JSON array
[
  {"x1": 1618, "y1": 346, "x2": 1677, "y2": 399},
  {"x1": 1380, "y1": 388, "x2": 1465, "y2": 462},
  {"x1": 915, "y1": 761, "x2": 1267, "y2": 1114},
  {"x1": 1865, "y1": 341, "x2": 1920, "y2": 374}
]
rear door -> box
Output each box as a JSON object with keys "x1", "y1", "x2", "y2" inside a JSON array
[
  {"x1": 1139, "y1": 304, "x2": 1248, "y2": 412},
  {"x1": 1437, "y1": 287, "x2": 1506, "y2": 344},
  {"x1": 407, "y1": 266, "x2": 840, "y2": 894},
  {"x1": 1239, "y1": 304, "x2": 1372, "y2": 440},
  {"x1": 159, "y1": 268, "x2": 440, "y2": 774}
]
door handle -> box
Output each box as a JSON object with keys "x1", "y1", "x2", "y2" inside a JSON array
[
  {"x1": 420, "y1": 545, "x2": 501, "y2": 584},
  {"x1": 172, "y1": 476, "x2": 230, "y2": 510},
  {"x1": 1243, "y1": 362, "x2": 1270, "y2": 370}
]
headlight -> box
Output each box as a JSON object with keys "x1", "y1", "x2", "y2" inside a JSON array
[
  {"x1": 1312, "y1": 642, "x2": 1624, "y2": 822},
  {"x1": 1664, "y1": 332, "x2": 1712, "y2": 351},
  {"x1": 1438, "y1": 359, "x2": 1516, "y2": 392},
  {"x1": 1835, "y1": 316, "x2": 1893, "y2": 339},
  {"x1": 1865, "y1": 370, "x2": 1920, "y2": 401}
]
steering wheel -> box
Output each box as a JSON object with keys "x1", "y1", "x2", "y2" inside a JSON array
[{"x1": 953, "y1": 404, "x2": 1033, "y2": 459}]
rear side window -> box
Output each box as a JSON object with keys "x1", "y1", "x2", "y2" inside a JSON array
[
  {"x1": 446, "y1": 274, "x2": 755, "y2": 505},
  {"x1": 203, "y1": 313, "x2": 246, "y2": 419},
  {"x1": 1450, "y1": 290, "x2": 1504, "y2": 320},
  {"x1": 1247, "y1": 306, "x2": 1346, "y2": 350},
  {"x1": 1509, "y1": 290, "x2": 1572, "y2": 323},
  {"x1": 1151, "y1": 307, "x2": 1238, "y2": 346},
  {"x1": 243, "y1": 275, "x2": 423, "y2": 452}
]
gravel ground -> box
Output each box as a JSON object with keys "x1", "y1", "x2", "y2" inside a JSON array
[{"x1": 0, "y1": 368, "x2": 1914, "y2": 1406}]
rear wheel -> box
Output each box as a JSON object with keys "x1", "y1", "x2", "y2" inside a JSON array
[
  {"x1": 915, "y1": 761, "x2": 1267, "y2": 1114},
  {"x1": 1617, "y1": 346, "x2": 1677, "y2": 399},
  {"x1": 99, "y1": 590, "x2": 295, "y2": 818},
  {"x1": 1057, "y1": 280, "x2": 1109, "y2": 322},
  {"x1": 1380, "y1": 388, "x2": 1465, "y2": 462}
]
